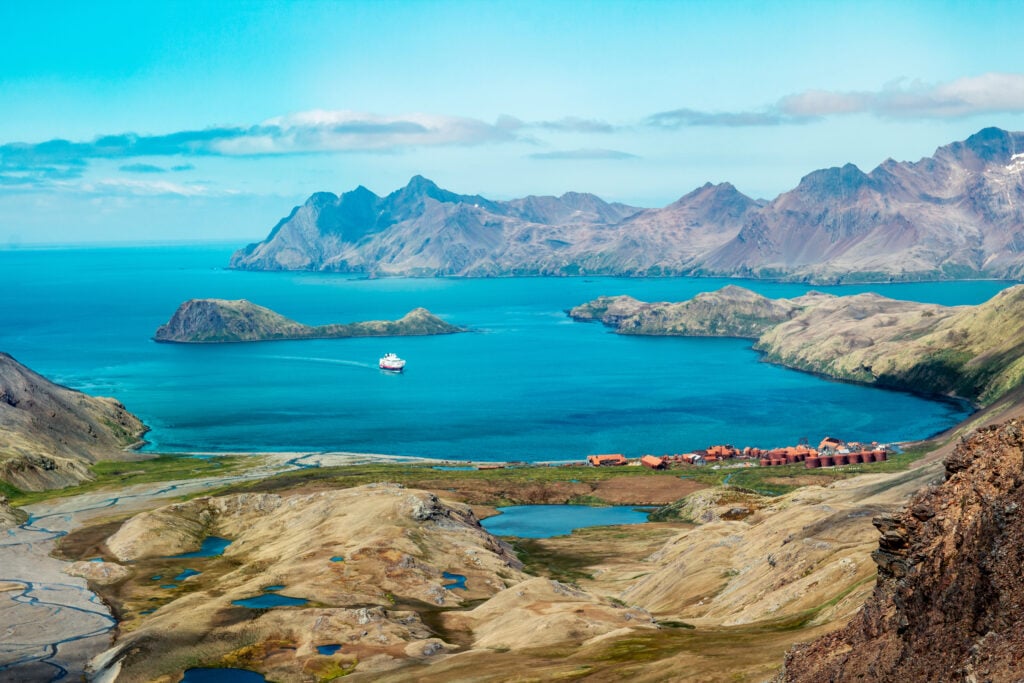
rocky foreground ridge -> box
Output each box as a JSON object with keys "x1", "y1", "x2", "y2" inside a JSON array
[
  {"x1": 778, "y1": 418, "x2": 1024, "y2": 682},
  {"x1": 154, "y1": 298, "x2": 463, "y2": 343},
  {"x1": 0, "y1": 353, "x2": 148, "y2": 490},
  {"x1": 572, "y1": 284, "x2": 1024, "y2": 406},
  {"x1": 232, "y1": 128, "x2": 1024, "y2": 282}
]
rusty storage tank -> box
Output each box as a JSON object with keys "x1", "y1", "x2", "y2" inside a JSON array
[
  {"x1": 846, "y1": 452, "x2": 862, "y2": 464},
  {"x1": 875, "y1": 450, "x2": 888, "y2": 462},
  {"x1": 760, "y1": 458, "x2": 772, "y2": 467},
  {"x1": 819, "y1": 455, "x2": 835, "y2": 467},
  {"x1": 805, "y1": 456, "x2": 821, "y2": 468}
]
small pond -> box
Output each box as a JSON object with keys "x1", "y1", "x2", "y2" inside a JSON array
[
  {"x1": 432, "y1": 466, "x2": 475, "y2": 471},
  {"x1": 171, "y1": 536, "x2": 232, "y2": 558},
  {"x1": 316, "y1": 644, "x2": 342, "y2": 655},
  {"x1": 442, "y1": 572, "x2": 467, "y2": 590},
  {"x1": 174, "y1": 568, "x2": 201, "y2": 581},
  {"x1": 330, "y1": 556, "x2": 344, "y2": 562},
  {"x1": 181, "y1": 668, "x2": 266, "y2": 682},
  {"x1": 232, "y1": 593, "x2": 308, "y2": 609},
  {"x1": 480, "y1": 505, "x2": 650, "y2": 538}
]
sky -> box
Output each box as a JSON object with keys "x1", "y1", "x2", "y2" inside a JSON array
[{"x1": 3, "y1": 0, "x2": 1024, "y2": 244}]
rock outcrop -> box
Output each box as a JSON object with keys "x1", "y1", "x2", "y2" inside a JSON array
[
  {"x1": 573, "y1": 283, "x2": 1024, "y2": 406},
  {"x1": 0, "y1": 494, "x2": 27, "y2": 529},
  {"x1": 0, "y1": 353, "x2": 148, "y2": 490},
  {"x1": 778, "y1": 418, "x2": 1024, "y2": 682},
  {"x1": 154, "y1": 298, "x2": 463, "y2": 343},
  {"x1": 232, "y1": 128, "x2": 1024, "y2": 282}
]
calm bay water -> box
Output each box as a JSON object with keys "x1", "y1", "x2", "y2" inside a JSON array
[{"x1": 0, "y1": 244, "x2": 1000, "y2": 461}]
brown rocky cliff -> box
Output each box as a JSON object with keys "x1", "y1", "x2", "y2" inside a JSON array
[{"x1": 778, "y1": 418, "x2": 1024, "y2": 682}]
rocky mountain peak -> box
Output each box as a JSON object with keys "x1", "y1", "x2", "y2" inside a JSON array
[
  {"x1": 793, "y1": 162, "x2": 875, "y2": 200},
  {"x1": 935, "y1": 126, "x2": 1024, "y2": 170}
]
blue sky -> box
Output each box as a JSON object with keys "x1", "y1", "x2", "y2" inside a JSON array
[{"x1": 3, "y1": 0, "x2": 1024, "y2": 244}]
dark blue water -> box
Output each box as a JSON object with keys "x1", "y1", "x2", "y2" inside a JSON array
[
  {"x1": 232, "y1": 593, "x2": 308, "y2": 608},
  {"x1": 263, "y1": 584, "x2": 284, "y2": 592},
  {"x1": 481, "y1": 505, "x2": 652, "y2": 538},
  {"x1": 0, "y1": 244, "x2": 994, "y2": 460},
  {"x1": 174, "y1": 569, "x2": 201, "y2": 581},
  {"x1": 317, "y1": 644, "x2": 342, "y2": 655},
  {"x1": 330, "y1": 556, "x2": 344, "y2": 562},
  {"x1": 182, "y1": 668, "x2": 266, "y2": 683},
  {"x1": 170, "y1": 536, "x2": 231, "y2": 558}
]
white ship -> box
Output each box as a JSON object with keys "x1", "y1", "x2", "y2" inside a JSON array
[{"x1": 379, "y1": 353, "x2": 406, "y2": 372}]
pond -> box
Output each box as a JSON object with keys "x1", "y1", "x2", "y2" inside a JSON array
[
  {"x1": 232, "y1": 593, "x2": 308, "y2": 609},
  {"x1": 170, "y1": 536, "x2": 232, "y2": 558},
  {"x1": 181, "y1": 668, "x2": 266, "y2": 682},
  {"x1": 442, "y1": 571, "x2": 467, "y2": 590},
  {"x1": 480, "y1": 505, "x2": 650, "y2": 538}
]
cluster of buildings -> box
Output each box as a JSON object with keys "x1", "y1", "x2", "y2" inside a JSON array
[{"x1": 586, "y1": 436, "x2": 888, "y2": 470}]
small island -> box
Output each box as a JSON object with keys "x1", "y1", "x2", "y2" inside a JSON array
[{"x1": 154, "y1": 299, "x2": 464, "y2": 343}]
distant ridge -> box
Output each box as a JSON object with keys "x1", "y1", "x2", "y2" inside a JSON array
[{"x1": 232, "y1": 128, "x2": 1024, "y2": 283}]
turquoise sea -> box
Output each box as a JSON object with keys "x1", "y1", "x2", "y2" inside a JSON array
[{"x1": 0, "y1": 244, "x2": 1002, "y2": 462}]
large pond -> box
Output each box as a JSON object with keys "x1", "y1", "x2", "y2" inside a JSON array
[
  {"x1": 0, "y1": 244, "x2": 991, "y2": 461},
  {"x1": 481, "y1": 505, "x2": 651, "y2": 538}
]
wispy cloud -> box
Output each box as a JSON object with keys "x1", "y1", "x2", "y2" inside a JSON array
[
  {"x1": 81, "y1": 178, "x2": 236, "y2": 197},
  {"x1": 778, "y1": 73, "x2": 1024, "y2": 119},
  {"x1": 0, "y1": 111, "x2": 521, "y2": 182},
  {"x1": 534, "y1": 117, "x2": 619, "y2": 134},
  {"x1": 647, "y1": 72, "x2": 1024, "y2": 128},
  {"x1": 0, "y1": 110, "x2": 524, "y2": 193},
  {"x1": 646, "y1": 108, "x2": 802, "y2": 128},
  {"x1": 529, "y1": 148, "x2": 639, "y2": 160},
  {"x1": 120, "y1": 163, "x2": 167, "y2": 174}
]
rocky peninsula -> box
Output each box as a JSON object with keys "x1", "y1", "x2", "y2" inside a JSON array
[
  {"x1": 154, "y1": 298, "x2": 464, "y2": 343},
  {"x1": 572, "y1": 284, "x2": 1024, "y2": 406}
]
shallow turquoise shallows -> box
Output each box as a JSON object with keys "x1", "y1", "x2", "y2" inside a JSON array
[
  {"x1": 0, "y1": 244, "x2": 992, "y2": 461},
  {"x1": 481, "y1": 505, "x2": 651, "y2": 538}
]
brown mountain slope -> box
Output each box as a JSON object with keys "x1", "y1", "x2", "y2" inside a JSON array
[
  {"x1": 778, "y1": 418, "x2": 1024, "y2": 682},
  {"x1": 0, "y1": 353, "x2": 148, "y2": 490}
]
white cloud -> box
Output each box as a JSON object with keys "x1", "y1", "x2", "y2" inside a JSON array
[{"x1": 650, "y1": 72, "x2": 1024, "y2": 127}]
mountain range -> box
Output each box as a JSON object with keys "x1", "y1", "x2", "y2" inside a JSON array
[{"x1": 231, "y1": 127, "x2": 1024, "y2": 282}]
